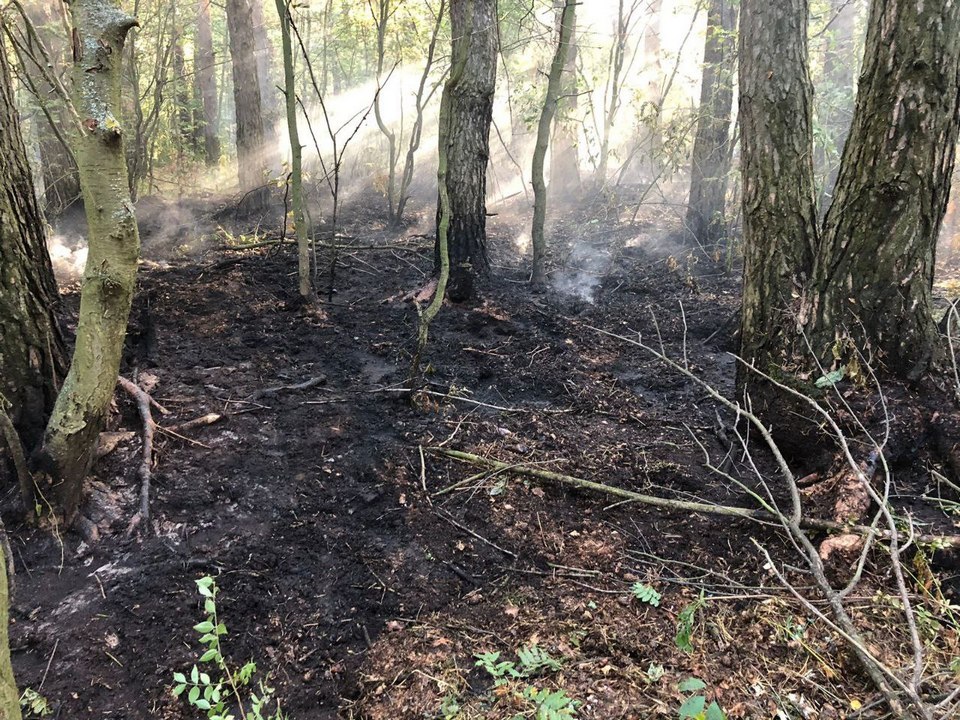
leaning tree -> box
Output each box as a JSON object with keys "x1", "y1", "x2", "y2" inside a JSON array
[
  {"x1": 437, "y1": 0, "x2": 498, "y2": 302},
  {"x1": 738, "y1": 0, "x2": 960, "y2": 396}
]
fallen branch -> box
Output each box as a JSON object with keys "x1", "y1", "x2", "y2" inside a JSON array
[
  {"x1": 118, "y1": 376, "x2": 170, "y2": 416},
  {"x1": 164, "y1": 413, "x2": 222, "y2": 434},
  {"x1": 249, "y1": 375, "x2": 327, "y2": 401},
  {"x1": 430, "y1": 448, "x2": 960, "y2": 548},
  {"x1": 121, "y1": 378, "x2": 155, "y2": 537}
]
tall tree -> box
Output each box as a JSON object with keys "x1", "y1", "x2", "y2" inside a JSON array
[
  {"x1": 530, "y1": 0, "x2": 576, "y2": 283},
  {"x1": 0, "y1": 29, "x2": 67, "y2": 458},
  {"x1": 738, "y1": 0, "x2": 960, "y2": 391},
  {"x1": 226, "y1": 0, "x2": 269, "y2": 211},
  {"x1": 195, "y1": 0, "x2": 221, "y2": 165},
  {"x1": 549, "y1": 0, "x2": 580, "y2": 197},
  {"x1": 685, "y1": 0, "x2": 738, "y2": 250},
  {"x1": 38, "y1": 0, "x2": 142, "y2": 522},
  {"x1": 438, "y1": 0, "x2": 498, "y2": 302},
  {"x1": 809, "y1": 0, "x2": 960, "y2": 379},
  {"x1": 737, "y1": 0, "x2": 820, "y2": 388}
]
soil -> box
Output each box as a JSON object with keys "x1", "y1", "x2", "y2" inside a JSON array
[{"x1": 6, "y1": 191, "x2": 959, "y2": 719}]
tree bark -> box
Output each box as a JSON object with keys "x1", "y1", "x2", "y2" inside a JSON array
[
  {"x1": 685, "y1": 0, "x2": 738, "y2": 251},
  {"x1": 0, "y1": 38, "x2": 67, "y2": 456},
  {"x1": 436, "y1": 0, "x2": 498, "y2": 302},
  {"x1": 226, "y1": 0, "x2": 269, "y2": 211},
  {"x1": 38, "y1": 0, "x2": 141, "y2": 523},
  {"x1": 737, "y1": 0, "x2": 820, "y2": 386},
  {"x1": 0, "y1": 543, "x2": 21, "y2": 720},
  {"x1": 808, "y1": 0, "x2": 960, "y2": 380},
  {"x1": 531, "y1": 0, "x2": 576, "y2": 283},
  {"x1": 22, "y1": 0, "x2": 81, "y2": 215},
  {"x1": 549, "y1": 2, "x2": 580, "y2": 198},
  {"x1": 195, "y1": 0, "x2": 220, "y2": 165}
]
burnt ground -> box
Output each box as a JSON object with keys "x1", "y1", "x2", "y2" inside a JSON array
[{"x1": 6, "y1": 192, "x2": 960, "y2": 719}]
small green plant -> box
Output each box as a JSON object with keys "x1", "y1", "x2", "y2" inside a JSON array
[
  {"x1": 630, "y1": 582, "x2": 662, "y2": 607},
  {"x1": 172, "y1": 576, "x2": 286, "y2": 720},
  {"x1": 675, "y1": 592, "x2": 706, "y2": 654},
  {"x1": 677, "y1": 677, "x2": 726, "y2": 720},
  {"x1": 473, "y1": 645, "x2": 578, "y2": 719},
  {"x1": 20, "y1": 688, "x2": 52, "y2": 717},
  {"x1": 645, "y1": 662, "x2": 665, "y2": 683}
]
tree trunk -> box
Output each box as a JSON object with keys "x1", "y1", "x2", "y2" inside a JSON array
[
  {"x1": 531, "y1": 0, "x2": 576, "y2": 283},
  {"x1": 0, "y1": 544, "x2": 20, "y2": 720},
  {"x1": 437, "y1": 0, "x2": 498, "y2": 302},
  {"x1": 640, "y1": 0, "x2": 663, "y2": 180},
  {"x1": 371, "y1": 0, "x2": 399, "y2": 222},
  {"x1": 38, "y1": 0, "x2": 141, "y2": 524},
  {"x1": 685, "y1": 0, "x2": 738, "y2": 251},
  {"x1": 815, "y1": 0, "x2": 860, "y2": 213},
  {"x1": 226, "y1": 0, "x2": 269, "y2": 211},
  {"x1": 737, "y1": 0, "x2": 820, "y2": 385},
  {"x1": 0, "y1": 39, "x2": 67, "y2": 456},
  {"x1": 549, "y1": 2, "x2": 580, "y2": 198},
  {"x1": 23, "y1": 0, "x2": 81, "y2": 215},
  {"x1": 808, "y1": 0, "x2": 960, "y2": 380},
  {"x1": 195, "y1": 0, "x2": 221, "y2": 165},
  {"x1": 275, "y1": 0, "x2": 311, "y2": 299}
]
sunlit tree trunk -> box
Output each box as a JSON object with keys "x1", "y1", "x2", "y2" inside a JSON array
[
  {"x1": 38, "y1": 0, "x2": 141, "y2": 523},
  {"x1": 275, "y1": 0, "x2": 311, "y2": 299},
  {"x1": 226, "y1": 0, "x2": 269, "y2": 211},
  {"x1": 737, "y1": 0, "x2": 820, "y2": 386},
  {"x1": 0, "y1": 38, "x2": 67, "y2": 456},
  {"x1": 438, "y1": 0, "x2": 498, "y2": 302},
  {"x1": 596, "y1": 0, "x2": 636, "y2": 186},
  {"x1": 815, "y1": 0, "x2": 860, "y2": 212},
  {"x1": 371, "y1": 0, "x2": 399, "y2": 222},
  {"x1": 808, "y1": 0, "x2": 960, "y2": 380},
  {"x1": 531, "y1": 0, "x2": 576, "y2": 283},
  {"x1": 195, "y1": 0, "x2": 220, "y2": 165},
  {"x1": 549, "y1": 0, "x2": 580, "y2": 197},
  {"x1": 640, "y1": 0, "x2": 663, "y2": 179},
  {"x1": 685, "y1": 0, "x2": 738, "y2": 250},
  {"x1": 23, "y1": 0, "x2": 81, "y2": 215}
]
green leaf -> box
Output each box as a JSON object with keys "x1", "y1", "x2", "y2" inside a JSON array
[
  {"x1": 678, "y1": 695, "x2": 706, "y2": 719},
  {"x1": 629, "y1": 582, "x2": 661, "y2": 607},
  {"x1": 194, "y1": 621, "x2": 215, "y2": 634},
  {"x1": 205, "y1": 598, "x2": 216, "y2": 615},
  {"x1": 172, "y1": 684, "x2": 186, "y2": 697},
  {"x1": 173, "y1": 672, "x2": 187, "y2": 684},
  {"x1": 188, "y1": 686, "x2": 200, "y2": 704},
  {"x1": 195, "y1": 699, "x2": 211, "y2": 710},
  {"x1": 814, "y1": 366, "x2": 846, "y2": 388},
  {"x1": 190, "y1": 665, "x2": 199, "y2": 683},
  {"x1": 705, "y1": 701, "x2": 727, "y2": 720},
  {"x1": 200, "y1": 649, "x2": 219, "y2": 663},
  {"x1": 678, "y1": 677, "x2": 707, "y2": 693}
]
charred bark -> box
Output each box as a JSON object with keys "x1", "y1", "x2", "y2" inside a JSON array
[
  {"x1": 436, "y1": 0, "x2": 498, "y2": 302},
  {"x1": 685, "y1": 0, "x2": 737, "y2": 251}
]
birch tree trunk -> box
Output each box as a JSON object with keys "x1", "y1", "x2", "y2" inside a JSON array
[
  {"x1": 38, "y1": 0, "x2": 141, "y2": 523},
  {"x1": 530, "y1": 0, "x2": 576, "y2": 283},
  {"x1": 438, "y1": 0, "x2": 498, "y2": 302},
  {"x1": 808, "y1": 0, "x2": 960, "y2": 380},
  {"x1": 685, "y1": 0, "x2": 737, "y2": 251},
  {"x1": 737, "y1": 0, "x2": 820, "y2": 386}
]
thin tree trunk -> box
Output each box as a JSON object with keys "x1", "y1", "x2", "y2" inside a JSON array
[
  {"x1": 275, "y1": 0, "x2": 311, "y2": 298},
  {"x1": 226, "y1": 0, "x2": 269, "y2": 211},
  {"x1": 0, "y1": 543, "x2": 20, "y2": 720},
  {"x1": 196, "y1": 0, "x2": 220, "y2": 165},
  {"x1": 737, "y1": 0, "x2": 820, "y2": 389},
  {"x1": 549, "y1": 2, "x2": 580, "y2": 198},
  {"x1": 808, "y1": 0, "x2": 960, "y2": 380},
  {"x1": 685, "y1": 0, "x2": 738, "y2": 251},
  {"x1": 640, "y1": 0, "x2": 663, "y2": 180},
  {"x1": 530, "y1": 0, "x2": 576, "y2": 284},
  {"x1": 371, "y1": 0, "x2": 399, "y2": 222},
  {"x1": 0, "y1": 37, "x2": 67, "y2": 458},
  {"x1": 38, "y1": 0, "x2": 141, "y2": 523},
  {"x1": 437, "y1": 0, "x2": 498, "y2": 302}
]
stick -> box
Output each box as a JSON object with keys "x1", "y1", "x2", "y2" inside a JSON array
[
  {"x1": 164, "y1": 413, "x2": 222, "y2": 433},
  {"x1": 121, "y1": 379, "x2": 155, "y2": 537},
  {"x1": 117, "y1": 376, "x2": 170, "y2": 415},
  {"x1": 249, "y1": 375, "x2": 327, "y2": 401},
  {"x1": 430, "y1": 448, "x2": 960, "y2": 548}
]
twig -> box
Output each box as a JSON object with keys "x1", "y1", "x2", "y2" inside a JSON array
[
  {"x1": 434, "y1": 510, "x2": 517, "y2": 559},
  {"x1": 164, "y1": 413, "x2": 222, "y2": 433},
  {"x1": 120, "y1": 378, "x2": 156, "y2": 537}
]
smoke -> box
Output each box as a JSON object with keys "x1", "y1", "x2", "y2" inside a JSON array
[{"x1": 48, "y1": 233, "x2": 88, "y2": 283}]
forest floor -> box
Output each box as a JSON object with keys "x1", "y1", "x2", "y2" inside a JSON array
[{"x1": 6, "y1": 191, "x2": 959, "y2": 719}]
